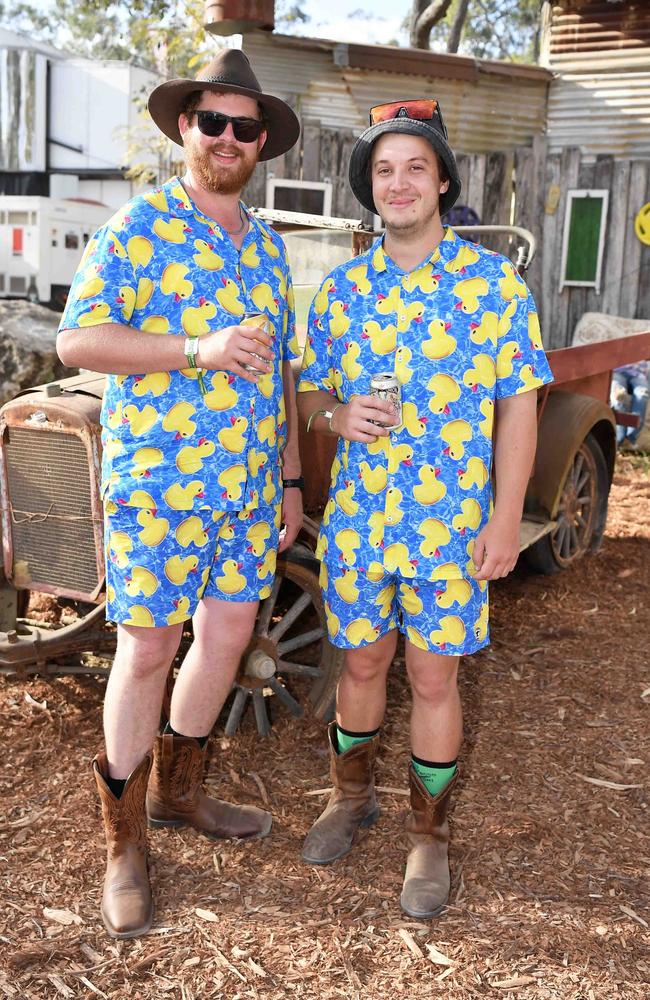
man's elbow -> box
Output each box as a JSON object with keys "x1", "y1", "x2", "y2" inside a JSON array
[{"x1": 56, "y1": 329, "x2": 81, "y2": 368}]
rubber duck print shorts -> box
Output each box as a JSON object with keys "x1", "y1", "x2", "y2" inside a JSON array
[
  {"x1": 104, "y1": 501, "x2": 282, "y2": 628},
  {"x1": 319, "y1": 559, "x2": 489, "y2": 656}
]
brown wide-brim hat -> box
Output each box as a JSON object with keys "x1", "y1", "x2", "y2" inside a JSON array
[{"x1": 148, "y1": 48, "x2": 300, "y2": 161}]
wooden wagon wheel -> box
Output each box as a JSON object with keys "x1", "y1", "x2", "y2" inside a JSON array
[{"x1": 224, "y1": 545, "x2": 343, "y2": 736}]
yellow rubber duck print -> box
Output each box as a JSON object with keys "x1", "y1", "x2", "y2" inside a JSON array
[
  {"x1": 218, "y1": 464, "x2": 247, "y2": 502},
  {"x1": 528, "y1": 311, "x2": 543, "y2": 351},
  {"x1": 120, "y1": 489, "x2": 156, "y2": 509},
  {"x1": 400, "y1": 402, "x2": 427, "y2": 438},
  {"x1": 78, "y1": 302, "x2": 111, "y2": 326},
  {"x1": 181, "y1": 297, "x2": 217, "y2": 336},
  {"x1": 361, "y1": 319, "x2": 398, "y2": 357},
  {"x1": 240, "y1": 243, "x2": 260, "y2": 269},
  {"x1": 334, "y1": 568, "x2": 360, "y2": 605},
  {"x1": 413, "y1": 465, "x2": 446, "y2": 506},
  {"x1": 335, "y1": 528, "x2": 361, "y2": 566},
  {"x1": 478, "y1": 399, "x2": 494, "y2": 438},
  {"x1": 463, "y1": 354, "x2": 496, "y2": 392},
  {"x1": 314, "y1": 277, "x2": 337, "y2": 314},
  {"x1": 474, "y1": 603, "x2": 489, "y2": 642},
  {"x1": 470, "y1": 311, "x2": 499, "y2": 348},
  {"x1": 176, "y1": 438, "x2": 216, "y2": 475},
  {"x1": 143, "y1": 188, "x2": 169, "y2": 213},
  {"x1": 246, "y1": 521, "x2": 271, "y2": 557},
  {"x1": 345, "y1": 264, "x2": 371, "y2": 296},
  {"x1": 421, "y1": 318, "x2": 456, "y2": 360},
  {"x1": 365, "y1": 560, "x2": 385, "y2": 582},
  {"x1": 203, "y1": 372, "x2": 239, "y2": 412},
  {"x1": 496, "y1": 340, "x2": 523, "y2": 379},
  {"x1": 375, "y1": 285, "x2": 402, "y2": 317},
  {"x1": 453, "y1": 276, "x2": 489, "y2": 314},
  {"x1": 329, "y1": 301, "x2": 350, "y2": 339},
  {"x1": 137, "y1": 509, "x2": 170, "y2": 546},
  {"x1": 262, "y1": 470, "x2": 276, "y2": 505},
  {"x1": 444, "y1": 245, "x2": 480, "y2": 274},
  {"x1": 167, "y1": 596, "x2": 192, "y2": 625},
  {"x1": 399, "y1": 582, "x2": 423, "y2": 617},
  {"x1": 458, "y1": 457, "x2": 489, "y2": 490},
  {"x1": 140, "y1": 315, "x2": 170, "y2": 334},
  {"x1": 395, "y1": 346, "x2": 413, "y2": 385},
  {"x1": 107, "y1": 232, "x2": 127, "y2": 259},
  {"x1": 161, "y1": 263, "x2": 193, "y2": 301},
  {"x1": 130, "y1": 447, "x2": 163, "y2": 479},
  {"x1": 162, "y1": 402, "x2": 197, "y2": 439},
  {"x1": 435, "y1": 579, "x2": 472, "y2": 609},
  {"x1": 257, "y1": 415, "x2": 277, "y2": 447},
  {"x1": 387, "y1": 443, "x2": 413, "y2": 476},
  {"x1": 430, "y1": 615, "x2": 466, "y2": 650},
  {"x1": 440, "y1": 419, "x2": 473, "y2": 460},
  {"x1": 516, "y1": 365, "x2": 544, "y2": 394},
  {"x1": 216, "y1": 278, "x2": 245, "y2": 316},
  {"x1": 325, "y1": 601, "x2": 340, "y2": 639},
  {"x1": 497, "y1": 299, "x2": 518, "y2": 339},
  {"x1": 176, "y1": 516, "x2": 209, "y2": 548},
  {"x1": 125, "y1": 566, "x2": 159, "y2": 598},
  {"x1": 385, "y1": 486, "x2": 404, "y2": 526},
  {"x1": 346, "y1": 618, "x2": 380, "y2": 645},
  {"x1": 132, "y1": 372, "x2": 171, "y2": 397},
  {"x1": 247, "y1": 448, "x2": 267, "y2": 477},
  {"x1": 401, "y1": 265, "x2": 440, "y2": 294},
  {"x1": 193, "y1": 239, "x2": 224, "y2": 271},
  {"x1": 124, "y1": 605, "x2": 155, "y2": 628},
  {"x1": 358, "y1": 461, "x2": 387, "y2": 495},
  {"x1": 498, "y1": 262, "x2": 528, "y2": 301},
  {"x1": 77, "y1": 264, "x2": 104, "y2": 300},
  {"x1": 163, "y1": 480, "x2": 205, "y2": 510},
  {"x1": 452, "y1": 499, "x2": 482, "y2": 535},
  {"x1": 213, "y1": 559, "x2": 246, "y2": 595},
  {"x1": 153, "y1": 217, "x2": 190, "y2": 243},
  {"x1": 335, "y1": 479, "x2": 359, "y2": 517},
  {"x1": 165, "y1": 554, "x2": 199, "y2": 585},
  {"x1": 108, "y1": 530, "x2": 133, "y2": 569},
  {"x1": 375, "y1": 582, "x2": 395, "y2": 620},
  {"x1": 127, "y1": 236, "x2": 153, "y2": 273},
  {"x1": 123, "y1": 403, "x2": 158, "y2": 436},
  {"x1": 251, "y1": 282, "x2": 279, "y2": 316},
  {"x1": 418, "y1": 518, "x2": 451, "y2": 558},
  {"x1": 383, "y1": 542, "x2": 418, "y2": 578},
  {"x1": 368, "y1": 511, "x2": 385, "y2": 548},
  {"x1": 256, "y1": 548, "x2": 276, "y2": 580},
  {"x1": 427, "y1": 373, "x2": 460, "y2": 415},
  {"x1": 341, "y1": 341, "x2": 362, "y2": 381},
  {"x1": 406, "y1": 625, "x2": 428, "y2": 650}
]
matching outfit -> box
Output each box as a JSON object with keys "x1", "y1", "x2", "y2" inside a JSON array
[
  {"x1": 298, "y1": 228, "x2": 554, "y2": 654},
  {"x1": 59, "y1": 176, "x2": 299, "y2": 626}
]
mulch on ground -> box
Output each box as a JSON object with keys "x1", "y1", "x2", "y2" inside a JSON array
[{"x1": 1, "y1": 453, "x2": 648, "y2": 999}]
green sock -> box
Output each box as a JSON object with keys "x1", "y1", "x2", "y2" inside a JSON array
[
  {"x1": 335, "y1": 725, "x2": 378, "y2": 755},
  {"x1": 411, "y1": 754, "x2": 457, "y2": 797}
]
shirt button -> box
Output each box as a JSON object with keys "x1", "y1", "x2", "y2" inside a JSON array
[{"x1": 385, "y1": 515, "x2": 394, "y2": 524}]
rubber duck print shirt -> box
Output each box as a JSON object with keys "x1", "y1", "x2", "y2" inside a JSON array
[
  {"x1": 298, "y1": 229, "x2": 554, "y2": 580},
  {"x1": 59, "y1": 176, "x2": 300, "y2": 514}
]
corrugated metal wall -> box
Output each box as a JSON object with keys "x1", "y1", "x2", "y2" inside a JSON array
[
  {"x1": 0, "y1": 46, "x2": 47, "y2": 172},
  {"x1": 542, "y1": 1, "x2": 650, "y2": 159},
  {"x1": 244, "y1": 34, "x2": 548, "y2": 155}
]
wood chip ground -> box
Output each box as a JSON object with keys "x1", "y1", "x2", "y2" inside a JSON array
[{"x1": 1, "y1": 453, "x2": 648, "y2": 999}]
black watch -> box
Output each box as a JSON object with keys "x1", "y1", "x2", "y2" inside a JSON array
[{"x1": 282, "y1": 477, "x2": 305, "y2": 490}]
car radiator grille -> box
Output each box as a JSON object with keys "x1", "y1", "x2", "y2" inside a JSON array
[{"x1": 3, "y1": 426, "x2": 100, "y2": 596}]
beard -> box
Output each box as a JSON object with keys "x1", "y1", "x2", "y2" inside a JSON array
[{"x1": 184, "y1": 134, "x2": 258, "y2": 195}]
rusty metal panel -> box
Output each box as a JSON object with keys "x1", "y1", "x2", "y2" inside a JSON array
[
  {"x1": 543, "y1": 1, "x2": 650, "y2": 57},
  {"x1": 0, "y1": 384, "x2": 104, "y2": 602},
  {"x1": 204, "y1": 0, "x2": 274, "y2": 34}
]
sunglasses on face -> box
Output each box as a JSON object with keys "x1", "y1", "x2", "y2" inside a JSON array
[
  {"x1": 369, "y1": 99, "x2": 448, "y2": 138},
  {"x1": 194, "y1": 110, "x2": 265, "y2": 143}
]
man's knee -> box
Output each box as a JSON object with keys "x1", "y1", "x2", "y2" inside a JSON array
[
  {"x1": 407, "y1": 655, "x2": 459, "y2": 705},
  {"x1": 343, "y1": 642, "x2": 394, "y2": 686},
  {"x1": 114, "y1": 625, "x2": 180, "y2": 681}
]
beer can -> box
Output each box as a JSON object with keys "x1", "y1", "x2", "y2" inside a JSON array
[
  {"x1": 241, "y1": 311, "x2": 270, "y2": 373},
  {"x1": 370, "y1": 373, "x2": 402, "y2": 429}
]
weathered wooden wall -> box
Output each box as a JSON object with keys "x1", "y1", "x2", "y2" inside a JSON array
[{"x1": 244, "y1": 125, "x2": 650, "y2": 350}]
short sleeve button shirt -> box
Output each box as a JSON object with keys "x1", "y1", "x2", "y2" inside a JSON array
[
  {"x1": 297, "y1": 228, "x2": 554, "y2": 580},
  {"x1": 60, "y1": 176, "x2": 300, "y2": 515}
]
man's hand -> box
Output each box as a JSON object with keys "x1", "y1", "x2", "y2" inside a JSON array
[
  {"x1": 331, "y1": 395, "x2": 396, "y2": 442},
  {"x1": 196, "y1": 324, "x2": 274, "y2": 383},
  {"x1": 472, "y1": 514, "x2": 520, "y2": 581},
  {"x1": 278, "y1": 487, "x2": 303, "y2": 553}
]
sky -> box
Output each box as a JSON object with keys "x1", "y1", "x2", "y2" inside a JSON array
[{"x1": 291, "y1": 0, "x2": 409, "y2": 47}]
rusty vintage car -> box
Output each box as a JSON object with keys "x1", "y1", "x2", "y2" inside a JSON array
[{"x1": 1, "y1": 213, "x2": 648, "y2": 733}]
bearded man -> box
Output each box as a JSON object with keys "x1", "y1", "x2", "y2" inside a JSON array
[{"x1": 57, "y1": 50, "x2": 304, "y2": 938}]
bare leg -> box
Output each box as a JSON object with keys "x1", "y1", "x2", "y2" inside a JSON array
[
  {"x1": 169, "y1": 596, "x2": 259, "y2": 737},
  {"x1": 103, "y1": 622, "x2": 183, "y2": 779},
  {"x1": 336, "y1": 630, "x2": 398, "y2": 732},
  {"x1": 405, "y1": 643, "x2": 462, "y2": 761}
]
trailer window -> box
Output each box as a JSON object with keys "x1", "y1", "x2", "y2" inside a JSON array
[
  {"x1": 265, "y1": 178, "x2": 333, "y2": 217},
  {"x1": 7, "y1": 211, "x2": 29, "y2": 224},
  {"x1": 65, "y1": 232, "x2": 80, "y2": 250},
  {"x1": 560, "y1": 189, "x2": 609, "y2": 293}
]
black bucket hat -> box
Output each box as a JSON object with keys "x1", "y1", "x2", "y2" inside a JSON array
[
  {"x1": 348, "y1": 102, "x2": 461, "y2": 217},
  {"x1": 148, "y1": 48, "x2": 300, "y2": 161}
]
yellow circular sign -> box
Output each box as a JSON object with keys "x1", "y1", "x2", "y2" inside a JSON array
[{"x1": 635, "y1": 201, "x2": 650, "y2": 245}]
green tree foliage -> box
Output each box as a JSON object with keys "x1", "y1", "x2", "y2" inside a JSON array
[{"x1": 417, "y1": 0, "x2": 541, "y2": 61}]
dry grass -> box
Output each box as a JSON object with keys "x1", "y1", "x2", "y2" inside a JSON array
[{"x1": 1, "y1": 453, "x2": 648, "y2": 999}]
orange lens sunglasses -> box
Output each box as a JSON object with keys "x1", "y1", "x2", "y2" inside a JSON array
[{"x1": 369, "y1": 99, "x2": 447, "y2": 137}]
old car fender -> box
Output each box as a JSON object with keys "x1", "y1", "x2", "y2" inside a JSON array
[{"x1": 526, "y1": 390, "x2": 616, "y2": 519}]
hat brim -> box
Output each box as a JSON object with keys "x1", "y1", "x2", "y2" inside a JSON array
[
  {"x1": 348, "y1": 118, "x2": 461, "y2": 218},
  {"x1": 147, "y1": 79, "x2": 300, "y2": 161}
]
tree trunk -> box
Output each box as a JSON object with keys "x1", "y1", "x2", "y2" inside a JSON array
[
  {"x1": 447, "y1": 0, "x2": 471, "y2": 53},
  {"x1": 410, "y1": 0, "x2": 455, "y2": 50}
]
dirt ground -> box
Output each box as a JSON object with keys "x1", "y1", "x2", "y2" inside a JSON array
[{"x1": 1, "y1": 453, "x2": 648, "y2": 1000}]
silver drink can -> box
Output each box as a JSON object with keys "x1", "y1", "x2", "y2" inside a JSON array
[
  {"x1": 370, "y1": 373, "x2": 402, "y2": 429},
  {"x1": 241, "y1": 311, "x2": 270, "y2": 373}
]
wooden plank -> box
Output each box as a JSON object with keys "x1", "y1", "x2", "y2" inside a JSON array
[
  {"x1": 528, "y1": 135, "x2": 548, "y2": 313},
  {"x1": 547, "y1": 330, "x2": 650, "y2": 384},
  {"x1": 602, "y1": 159, "x2": 631, "y2": 318},
  {"x1": 301, "y1": 122, "x2": 322, "y2": 181},
  {"x1": 455, "y1": 153, "x2": 471, "y2": 207},
  {"x1": 634, "y1": 163, "x2": 650, "y2": 321},
  {"x1": 541, "y1": 152, "x2": 562, "y2": 349},
  {"x1": 466, "y1": 153, "x2": 486, "y2": 223},
  {"x1": 548, "y1": 147, "x2": 581, "y2": 349},
  {"x1": 564, "y1": 158, "x2": 596, "y2": 346},
  {"x1": 243, "y1": 161, "x2": 268, "y2": 210},
  {"x1": 585, "y1": 155, "x2": 614, "y2": 316},
  {"x1": 483, "y1": 151, "x2": 511, "y2": 256},
  {"x1": 619, "y1": 160, "x2": 647, "y2": 318}
]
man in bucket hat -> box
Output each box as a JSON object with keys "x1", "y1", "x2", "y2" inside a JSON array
[
  {"x1": 297, "y1": 99, "x2": 553, "y2": 918},
  {"x1": 57, "y1": 49, "x2": 303, "y2": 938}
]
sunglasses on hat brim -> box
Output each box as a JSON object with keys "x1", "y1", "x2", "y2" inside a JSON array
[
  {"x1": 194, "y1": 110, "x2": 266, "y2": 143},
  {"x1": 368, "y1": 99, "x2": 448, "y2": 139}
]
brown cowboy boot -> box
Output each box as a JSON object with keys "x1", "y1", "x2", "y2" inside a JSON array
[
  {"x1": 146, "y1": 733, "x2": 272, "y2": 840},
  {"x1": 93, "y1": 752, "x2": 153, "y2": 939},
  {"x1": 400, "y1": 766, "x2": 459, "y2": 919},
  {"x1": 301, "y1": 723, "x2": 380, "y2": 865}
]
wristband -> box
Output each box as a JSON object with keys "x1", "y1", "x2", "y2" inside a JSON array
[{"x1": 282, "y1": 477, "x2": 305, "y2": 490}]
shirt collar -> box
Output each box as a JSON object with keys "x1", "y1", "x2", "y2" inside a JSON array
[
  {"x1": 161, "y1": 175, "x2": 262, "y2": 247},
  {"x1": 371, "y1": 226, "x2": 458, "y2": 274}
]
